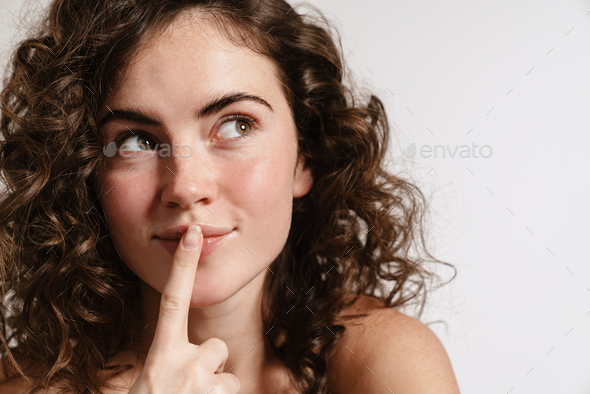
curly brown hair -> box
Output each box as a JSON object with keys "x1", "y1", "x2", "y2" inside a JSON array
[{"x1": 0, "y1": 0, "x2": 456, "y2": 393}]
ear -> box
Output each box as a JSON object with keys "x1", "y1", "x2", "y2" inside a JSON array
[{"x1": 293, "y1": 155, "x2": 313, "y2": 198}]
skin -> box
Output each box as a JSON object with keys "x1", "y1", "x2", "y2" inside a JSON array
[
  {"x1": 96, "y1": 10, "x2": 313, "y2": 393},
  {"x1": 0, "y1": 9, "x2": 461, "y2": 393}
]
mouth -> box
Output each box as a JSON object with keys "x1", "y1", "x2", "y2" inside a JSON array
[
  {"x1": 156, "y1": 223, "x2": 233, "y2": 240},
  {"x1": 156, "y1": 229, "x2": 235, "y2": 258}
]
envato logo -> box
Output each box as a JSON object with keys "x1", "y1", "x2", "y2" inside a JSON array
[
  {"x1": 102, "y1": 141, "x2": 194, "y2": 158},
  {"x1": 403, "y1": 142, "x2": 493, "y2": 159}
]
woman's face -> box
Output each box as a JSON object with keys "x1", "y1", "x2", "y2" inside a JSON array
[{"x1": 97, "y1": 13, "x2": 313, "y2": 307}]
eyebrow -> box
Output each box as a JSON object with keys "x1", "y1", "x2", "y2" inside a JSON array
[{"x1": 99, "y1": 92, "x2": 274, "y2": 128}]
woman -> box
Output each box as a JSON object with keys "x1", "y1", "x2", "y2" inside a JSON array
[{"x1": 0, "y1": 0, "x2": 460, "y2": 393}]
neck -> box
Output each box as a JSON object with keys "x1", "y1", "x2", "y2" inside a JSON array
[{"x1": 132, "y1": 268, "x2": 288, "y2": 393}]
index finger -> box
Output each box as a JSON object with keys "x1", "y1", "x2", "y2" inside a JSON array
[{"x1": 151, "y1": 224, "x2": 203, "y2": 351}]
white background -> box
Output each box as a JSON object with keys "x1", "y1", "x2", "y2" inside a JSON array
[
  {"x1": 299, "y1": 1, "x2": 590, "y2": 393},
  {"x1": 1, "y1": 0, "x2": 589, "y2": 393}
]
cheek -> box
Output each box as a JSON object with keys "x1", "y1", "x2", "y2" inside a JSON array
[
  {"x1": 227, "y1": 149, "x2": 293, "y2": 213},
  {"x1": 99, "y1": 169, "x2": 156, "y2": 244},
  {"x1": 222, "y1": 149, "x2": 295, "y2": 257}
]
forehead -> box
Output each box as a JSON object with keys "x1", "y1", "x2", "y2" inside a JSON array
[{"x1": 105, "y1": 10, "x2": 284, "y2": 112}]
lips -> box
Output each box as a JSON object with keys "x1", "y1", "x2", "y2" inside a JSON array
[
  {"x1": 155, "y1": 222, "x2": 235, "y2": 258},
  {"x1": 156, "y1": 223, "x2": 233, "y2": 241}
]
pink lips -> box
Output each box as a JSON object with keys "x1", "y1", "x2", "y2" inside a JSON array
[
  {"x1": 156, "y1": 231, "x2": 234, "y2": 258},
  {"x1": 156, "y1": 223, "x2": 232, "y2": 240}
]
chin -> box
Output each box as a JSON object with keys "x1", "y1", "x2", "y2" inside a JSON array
[
  {"x1": 188, "y1": 264, "x2": 268, "y2": 309},
  {"x1": 188, "y1": 288, "x2": 236, "y2": 308},
  {"x1": 185, "y1": 272, "x2": 240, "y2": 307}
]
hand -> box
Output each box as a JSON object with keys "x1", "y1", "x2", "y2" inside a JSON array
[{"x1": 128, "y1": 225, "x2": 241, "y2": 393}]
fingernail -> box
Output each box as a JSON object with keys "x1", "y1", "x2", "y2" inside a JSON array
[{"x1": 183, "y1": 225, "x2": 201, "y2": 251}]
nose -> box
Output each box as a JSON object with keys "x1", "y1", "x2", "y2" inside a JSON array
[{"x1": 159, "y1": 142, "x2": 216, "y2": 210}]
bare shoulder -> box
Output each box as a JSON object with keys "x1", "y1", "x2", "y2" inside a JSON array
[
  {"x1": 0, "y1": 354, "x2": 38, "y2": 394},
  {"x1": 326, "y1": 296, "x2": 461, "y2": 394},
  {"x1": 0, "y1": 373, "x2": 30, "y2": 394},
  {"x1": 0, "y1": 351, "x2": 140, "y2": 394},
  {"x1": 101, "y1": 350, "x2": 144, "y2": 393},
  {"x1": 0, "y1": 355, "x2": 51, "y2": 394}
]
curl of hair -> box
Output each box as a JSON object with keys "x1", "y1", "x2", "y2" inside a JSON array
[{"x1": 0, "y1": 0, "x2": 456, "y2": 393}]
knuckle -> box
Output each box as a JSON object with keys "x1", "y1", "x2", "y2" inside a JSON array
[
  {"x1": 226, "y1": 373, "x2": 241, "y2": 392},
  {"x1": 210, "y1": 380, "x2": 239, "y2": 394},
  {"x1": 137, "y1": 367, "x2": 160, "y2": 388},
  {"x1": 159, "y1": 292, "x2": 185, "y2": 315},
  {"x1": 205, "y1": 337, "x2": 229, "y2": 356}
]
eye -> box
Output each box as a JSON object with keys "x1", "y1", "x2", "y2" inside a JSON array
[
  {"x1": 216, "y1": 115, "x2": 255, "y2": 141},
  {"x1": 117, "y1": 133, "x2": 158, "y2": 151}
]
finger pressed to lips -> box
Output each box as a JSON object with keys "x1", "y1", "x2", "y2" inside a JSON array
[
  {"x1": 152, "y1": 225, "x2": 203, "y2": 349},
  {"x1": 157, "y1": 230, "x2": 235, "y2": 258}
]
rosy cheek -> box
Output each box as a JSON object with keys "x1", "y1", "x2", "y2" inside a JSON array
[
  {"x1": 99, "y1": 171, "x2": 155, "y2": 230},
  {"x1": 225, "y1": 153, "x2": 292, "y2": 214}
]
